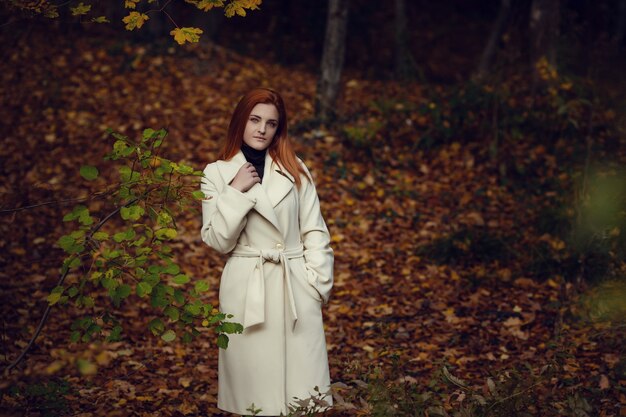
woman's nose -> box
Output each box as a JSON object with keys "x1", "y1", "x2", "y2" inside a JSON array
[{"x1": 258, "y1": 124, "x2": 266, "y2": 133}]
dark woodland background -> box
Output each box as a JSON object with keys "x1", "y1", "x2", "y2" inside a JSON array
[{"x1": 0, "y1": 0, "x2": 625, "y2": 416}]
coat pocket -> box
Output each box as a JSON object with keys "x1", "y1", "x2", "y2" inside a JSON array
[{"x1": 291, "y1": 258, "x2": 323, "y2": 303}]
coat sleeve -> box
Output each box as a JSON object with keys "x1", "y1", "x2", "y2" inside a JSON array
[
  {"x1": 297, "y1": 158, "x2": 334, "y2": 304},
  {"x1": 200, "y1": 163, "x2": 257, "y2": 254}
]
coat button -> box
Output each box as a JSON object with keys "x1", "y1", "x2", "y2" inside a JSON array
[{"x1": 275, "y1": 243, "x2": 284, "y2": 249}]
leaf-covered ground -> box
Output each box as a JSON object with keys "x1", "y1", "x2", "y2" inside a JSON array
[{"x1": 1, "y1": 24, "x2": 624, "y2": 416}]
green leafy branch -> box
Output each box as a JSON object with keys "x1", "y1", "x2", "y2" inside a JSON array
[{"x1": 5, "y1": 127, "x2": 242, "y2": 374}]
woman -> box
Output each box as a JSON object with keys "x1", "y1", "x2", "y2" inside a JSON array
[{"x1": 200, "y1": 87, "x2": 334, "y2": 416}]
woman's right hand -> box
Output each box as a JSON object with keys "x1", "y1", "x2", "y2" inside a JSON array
[{"x1": 230, "y1": 162, "x2": 260, "y2": 193}]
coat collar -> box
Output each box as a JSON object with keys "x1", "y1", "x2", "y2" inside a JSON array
[{"x1": 215, "y1": 149, "x2": 295, "y2": 235}]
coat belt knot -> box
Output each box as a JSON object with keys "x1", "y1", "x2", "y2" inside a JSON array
[
  {"x1": 259, "y1": 249, "x2": 281, "y2": 263},
  {"x1": 230, "y1": 243, "x2": 304, "y2": 331}
]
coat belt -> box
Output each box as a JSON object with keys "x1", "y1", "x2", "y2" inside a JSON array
[{"x1": 230, "y1": 243, "x2": 304, "y2": 331}]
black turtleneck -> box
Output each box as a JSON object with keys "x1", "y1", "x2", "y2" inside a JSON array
[{"x1": 241, "y1": 142, "x2": 267, "y2": 182}]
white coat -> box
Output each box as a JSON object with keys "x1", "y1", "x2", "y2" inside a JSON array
[{"x1": 200, "y1": 149, "x2": 334, "y2": 416}]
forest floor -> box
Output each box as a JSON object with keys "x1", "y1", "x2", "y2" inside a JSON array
[{"x1": 0, "y1": 24, "x2": 624, "y2": 416}]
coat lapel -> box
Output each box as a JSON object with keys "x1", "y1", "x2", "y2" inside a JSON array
[
  {"x1": 215, "y1": 150, "x2": 247, "y2": 186},
  {"x1": 215, "y1": 150, "x2": 294, "y2": 235},
  {"x1": 262, "y1": 152, "x2": 295, "y2": 208}
]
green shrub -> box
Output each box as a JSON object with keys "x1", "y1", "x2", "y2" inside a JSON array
[
  {"x1": 415, "y1": 228, "x2": 518, "y2": 266},
  {"x1": 5, "y1": 377, "x2": 75, "y2": 417}
]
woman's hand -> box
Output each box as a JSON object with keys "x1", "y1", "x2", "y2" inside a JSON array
[{"x1": 230, "y1": 162, "x2": 260, "y2": 192}]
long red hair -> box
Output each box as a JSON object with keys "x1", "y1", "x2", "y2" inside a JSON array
[{"x1": 218, "y1": 88, "x2": 310, "y2": 189}]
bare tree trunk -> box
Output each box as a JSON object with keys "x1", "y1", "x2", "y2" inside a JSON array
[
  {"x1": 529, "y1": 0, "x2": 560, "y2": 85},
  {"x1": 315, "y1": 0, "x2": 349, "y2": 124},
  {"x1": 474, "y1": 0, "x2": 512, "y2": 82},
  {"x1": 394, "y1": 0, "x2": 412, "y2": 80},
  {"x1": 615, "y1": 0, "x2": 626, "y2": 49}
]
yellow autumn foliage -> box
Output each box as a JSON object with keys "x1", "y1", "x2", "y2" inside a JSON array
[
  {"x1": 170, "y1": 27, "x2": 204, "y2": 45},
  {"x1": 9, "y1": 0, "x2": 262, "y2": 44},
  {"x1": 70, "y1": 2, "x2": 91, "y2": 16},
  {"x1": 123, "y1": 11, "x2": 149, "y2": 30}
]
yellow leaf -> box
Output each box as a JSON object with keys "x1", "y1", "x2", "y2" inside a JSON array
[
  {"x1": 170, "y1": 27, "x2": 204, "y2": 45},
  {"x1": 335, "y1": 305, "x2": 351, "y2": 315},
  {"x1": 547, "y1": 278, "x2": 560, "y2": 289},
  {"x1": 497, "y1": 268, "x2": 512, "y2": 281},
  {"x1": 123, "y1": 11, "x2": 149, "y2": 30},
  {"x1": 70, "y1": 2, "x2": 91, "y2": 16},
  {"x1": 224, "y1": 0, "x2": 260, "y2": 17},
  {"x1": 77, "y1": 358, "x2": 97, "y2": 376},
  {"x1": 95, "y1": 351, "x2": 112, "y2": 366},
  {"x1": 503, "y1": 317, "x2": 522, "y2": 327},
  {"x1": 331, "y1": 233, "x2": 344, "y2": 243},
  {"x1": 197, "y1": 0, "x2": 225, "y2": 11},
  {"x1": 91, "y1": 16, "x2": 109, "y2": 23},
  {"x1": 47, "y1": 292, "x2": 62, "y2": 305},
  {"x1": 125, "y1": 0, "x2": 140, "y2": 9},
  {"x1": 178, "y1": 399, "x2": 198, "y2": 415},
  {"x1": 225, "y1": 3, "x2": 245, "y2": 17},
  {"x1": 240, "y1": 0, "x2": 262, "y2": 7},
  {"x1": 135, "y1": 396, "x2": 154, "y2": 401},
  {"x1": 45, "y1": 360, "x2": 64, "y2": 375},
  {"x1": 45, "y1": 8, "x2": 59, "y2": 18},
  {"x1": 11, "y1": 246, "x2": 26, "y2": 255},
  {"x1": 549, "y1": 238, "x2": 566, "y2": 251},
  {"x1": 175, "y1": 345, "x2": 187, "y2": 358}
]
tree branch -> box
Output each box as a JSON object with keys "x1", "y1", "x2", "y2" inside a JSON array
[
  {"x1": 2, "y1": 186, "x2": 160, "y2": 374},
  {"x1": 0, "y1": 188, "x2": 117, "y2": 215}
]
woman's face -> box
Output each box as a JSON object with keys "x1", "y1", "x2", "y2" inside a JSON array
[{"x1": 242, "y1": 103, "x2": 279, "y2": 151}]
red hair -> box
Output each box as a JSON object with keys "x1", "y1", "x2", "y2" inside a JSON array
[{"x1": 218, "y1": 88, "x2": 310, "y2": 189}]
